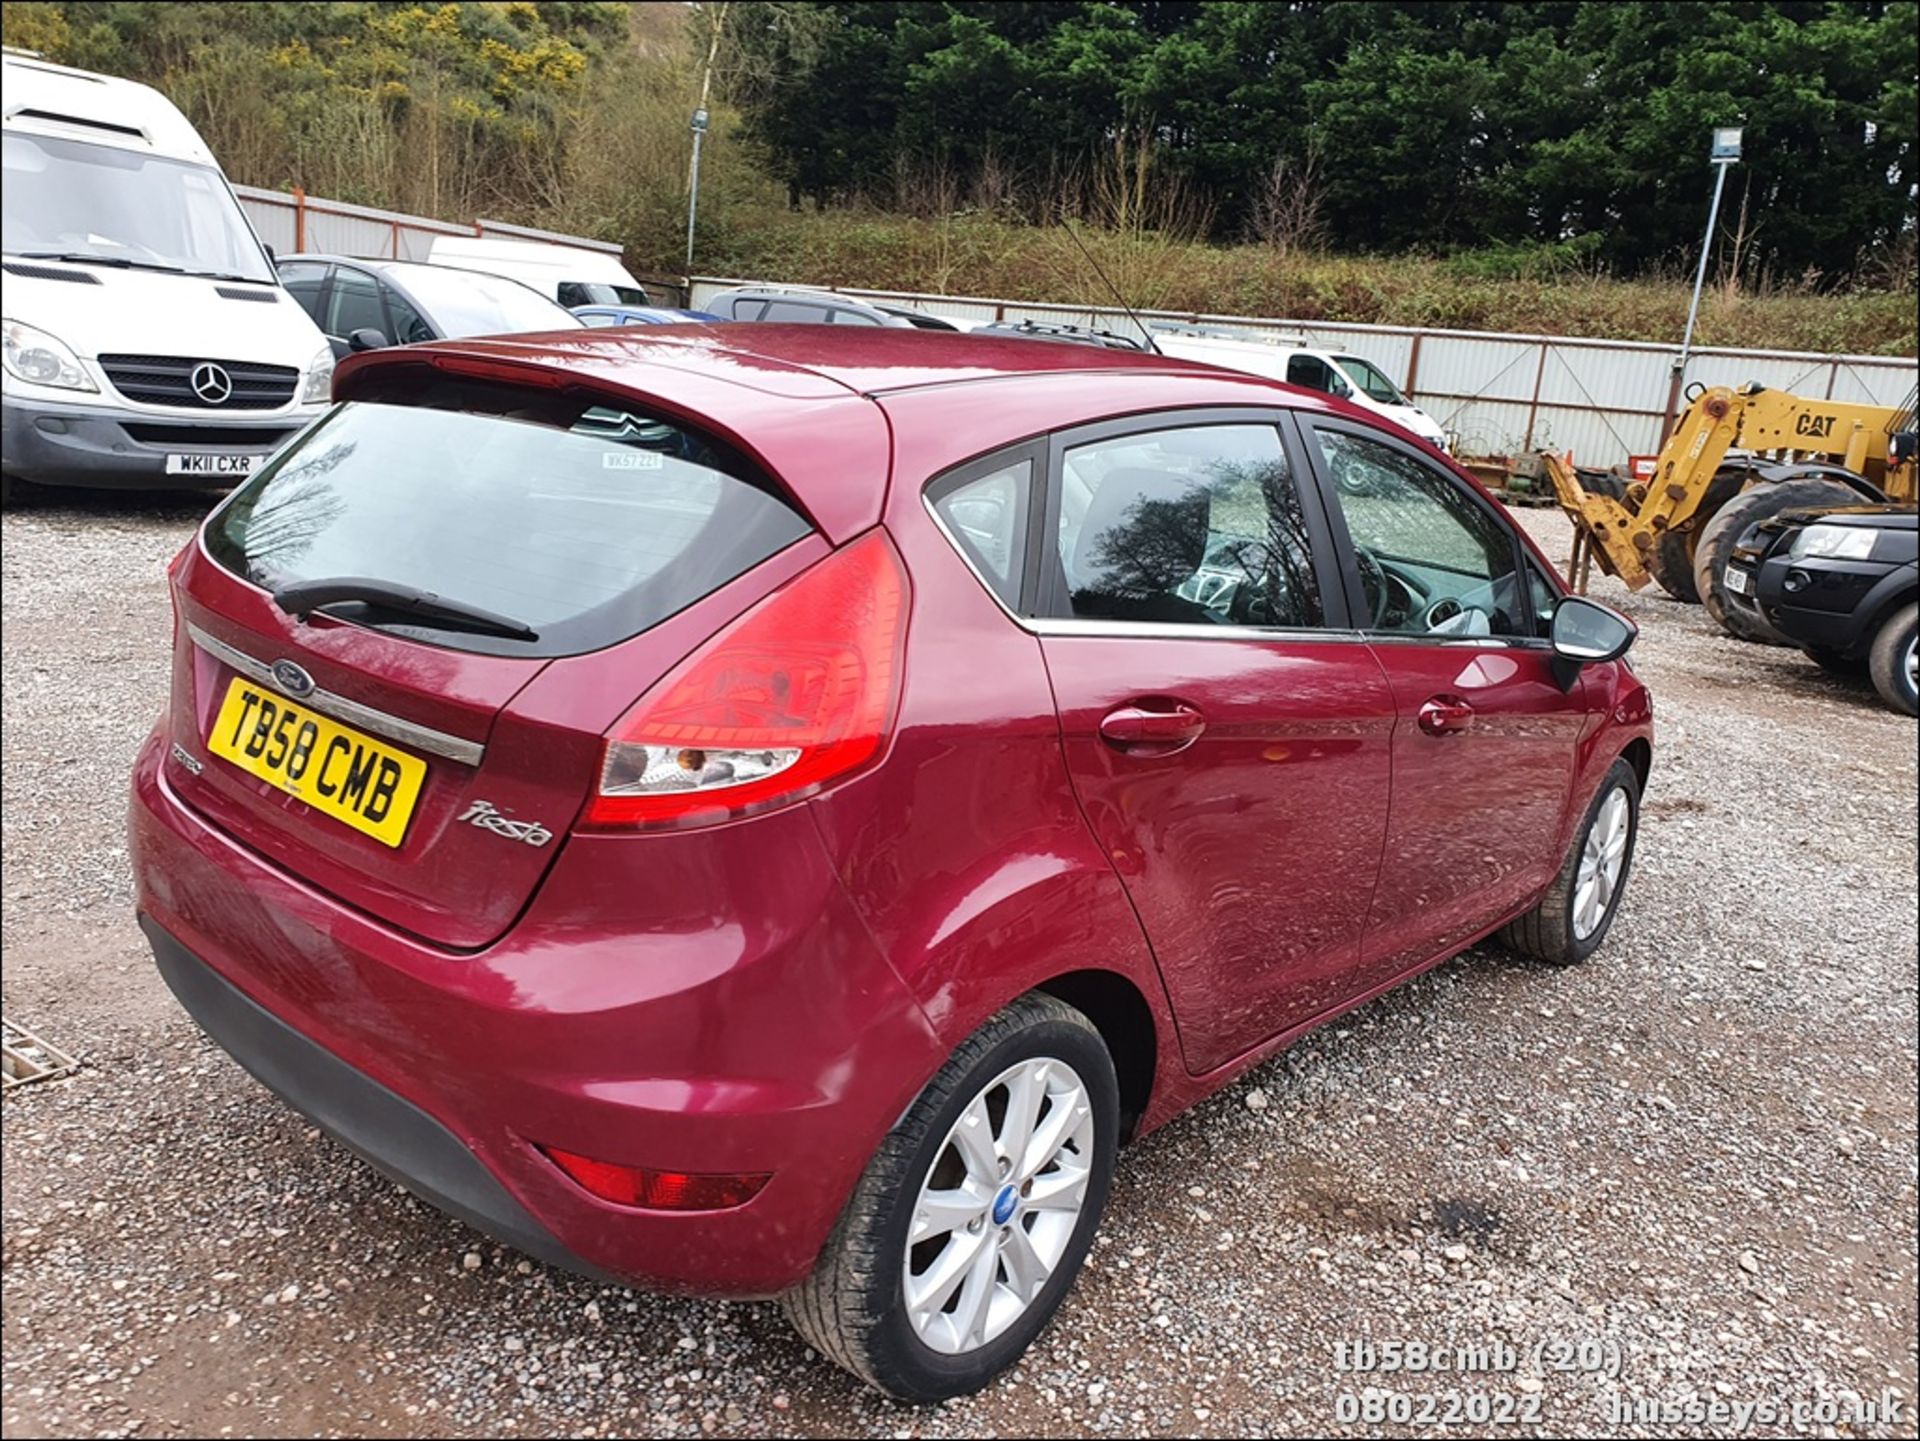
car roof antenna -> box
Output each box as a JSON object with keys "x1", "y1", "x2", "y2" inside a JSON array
[{"x1": 1061, "y1": 219, "x2": 1163, "y2": 356}]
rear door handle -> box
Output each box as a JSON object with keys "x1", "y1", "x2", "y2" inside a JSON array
[
  {"x1": 1417, "y1": 694, "x2": 1475, "y2": 736},
  {"x1": 1099, "y1": 700, "x2": 1208, "y2": 751}
]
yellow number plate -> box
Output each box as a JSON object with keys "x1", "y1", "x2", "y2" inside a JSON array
[{"x1": 207, "y1": 678, "x2": 427, "y2": 847}]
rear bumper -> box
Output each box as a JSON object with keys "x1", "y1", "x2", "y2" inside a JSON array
[
  {"x1": 130, "y1": 728, "x2": 946, "y2": 1296},
  {"x1": 144, "y1": 915, "x2": 620, "y2": 1283},
  {"x1": 2, "y1": 395, "x2": 317, "y2": 490}
]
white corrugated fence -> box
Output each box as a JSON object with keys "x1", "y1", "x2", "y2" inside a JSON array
[{"x1": 691, "y1": 276, "x2": 1918, "y2": 471}]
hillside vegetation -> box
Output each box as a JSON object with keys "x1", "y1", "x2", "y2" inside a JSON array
[
  {"x1": 690, "y1": 209, "x2": 1919, "y2": 356},
  {"x1": 2, "y1": 1, "x2": 1913, "y2": 356}
]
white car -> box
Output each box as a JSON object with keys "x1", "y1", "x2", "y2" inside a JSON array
[
  {"x1": 426, "y1": 234, "x2": 652, "y2": 310},
  {"x1": 2, "y1": 52, "x2": 334, "y2": 499},
  {"x1": 1153, "y1": 326, "x2": 1451, "y2": 453}
]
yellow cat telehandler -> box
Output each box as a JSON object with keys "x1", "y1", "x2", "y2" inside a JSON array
[{"x1": 1547, "y1": 382, "x2": 1918, "y2": 642}]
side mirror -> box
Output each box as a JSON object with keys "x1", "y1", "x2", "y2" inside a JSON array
[
  {"x1": 263, "y1": 243, "x2": 276, "y2": 264},
  {"x1": 1550, "y1": 595, "x2": 1635, "y2": 689},
  {"x1": 348, "y1": 327, "x2": 389, "y2": 353}
]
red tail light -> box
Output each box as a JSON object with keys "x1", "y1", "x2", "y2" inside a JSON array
[
  {"x1": 539, "y1": 1145, "x2": 770, "y2": 1211},
  {"x1": 581, "y1": 529, "x2": 909, "y2": 829}
]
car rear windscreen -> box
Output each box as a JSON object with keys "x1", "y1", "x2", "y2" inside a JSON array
[{"x1": 205, "y1": 399, "x2": 813, "y2": 656}]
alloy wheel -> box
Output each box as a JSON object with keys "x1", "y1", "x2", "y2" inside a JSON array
[
  {"x1": 902, "y1": 1057, "x2": 1096, "y2": 1355},
  {"x1": 1573, "y1": 786, "x2": 1632, "y2": 941}
]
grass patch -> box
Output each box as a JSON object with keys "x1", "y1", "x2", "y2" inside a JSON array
[{"x1": 654, "y1": 208, "x2": 1917, "y2": 356}]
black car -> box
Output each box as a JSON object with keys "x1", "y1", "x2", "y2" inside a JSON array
[
  {"x1": 275, "y1": 255, "x2": 582, "y2": 360},
  {"x1": 1724, "y1": 504, "x2": 1918, "y2": 715}
]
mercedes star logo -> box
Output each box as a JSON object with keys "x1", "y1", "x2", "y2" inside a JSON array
[
  {"x1": 190, "y1": 361, "x2": 233, "y2": 405},
  {"x1": 269, "y1": 659, "x2": 316, "y2": 699}
]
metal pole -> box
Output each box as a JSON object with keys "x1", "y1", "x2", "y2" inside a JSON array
[
  {"x1": 1676, "y1": 159, "x2": 1732, "y2": 387},
  {"x1": 686, "y1": 126, "x2": 704, "y2": 270},
  {"x1": 685, "y1": 3, "x2": 727, "y2": 276}
]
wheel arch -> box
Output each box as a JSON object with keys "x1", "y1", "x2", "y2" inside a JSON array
[
  {"x1": 1032, "y1": 968, "x2": 1158, "y2": 1143},
  {"x1": 1619, "y1": 736, "x2": 1652, "y2": 794},
  {"x1": 1860, "y1": 571, "x2": 1920, "y2": 642}
]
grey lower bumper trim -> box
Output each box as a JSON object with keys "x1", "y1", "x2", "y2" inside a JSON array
[{"x1": 141, "y1": 915, "x2": 617, "y2": 1284}]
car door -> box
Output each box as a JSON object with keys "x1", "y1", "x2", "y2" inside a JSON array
[
  {"x1": 1300, "y1": 419, "x2": 1590, "y2": 989},
  {"x1": 1028, "y1": 411, "x2": 1397, "y2": 1075}
]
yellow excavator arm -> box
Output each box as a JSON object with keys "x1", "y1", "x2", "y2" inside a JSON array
[{"x1": 1549, "y1": 383, "x2": 1917, "y2": 595}]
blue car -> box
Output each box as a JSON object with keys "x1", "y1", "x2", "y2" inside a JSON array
[{"x1": 572, "y1": 304, "x2": 723, "y2": 327}]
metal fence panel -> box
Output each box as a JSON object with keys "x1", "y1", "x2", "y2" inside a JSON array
[{"x1": 688, "y1": 274, "x2": 1920, "y2": 470}]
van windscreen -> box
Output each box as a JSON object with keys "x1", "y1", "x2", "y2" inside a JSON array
[
  {"x1": 2, "y1": 131, "x2": 272, "y2": 283},
  {"x1": 205, "y1": 399, "x2": 813, "y2": 657}
]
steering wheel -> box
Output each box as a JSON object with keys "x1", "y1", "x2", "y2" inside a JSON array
[{"x1": 1353, "y1": 547, "x2": 1391, "y2": 627}]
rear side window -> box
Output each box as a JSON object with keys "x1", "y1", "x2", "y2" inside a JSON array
[
  {"x1": 206, "y1": 399, "x2": 812, "y2": 657},
  {"x1": 929, "y1": 457, "x2": 1032, "y2": 607}
]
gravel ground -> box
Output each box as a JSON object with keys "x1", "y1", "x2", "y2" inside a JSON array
[{"x1": 3, "y1": 490, "x2": 1915, "y2": 1439}]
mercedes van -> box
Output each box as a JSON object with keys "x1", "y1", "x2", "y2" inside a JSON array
[
  {"x1": 426, "y1": 234, "x2": 652, "y2": 309},
  {"x1": 1153, "y1": 324, "x2": 1452, "y2": 453},
  {"x1": 2, "y1": 52, "x2": 333, "y2": 501}
]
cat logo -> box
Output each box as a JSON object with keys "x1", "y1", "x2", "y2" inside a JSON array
[{"x1": 1794, "y1": 412, "x2": 1838, "y2": 439}]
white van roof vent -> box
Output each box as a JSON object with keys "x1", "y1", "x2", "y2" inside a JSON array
[
  {"x1": 11, "y1": 106, "x2": 145, "y2": 140},
  {"x1": 3, "y1": 261, "x2": 102, "y2": 285}
]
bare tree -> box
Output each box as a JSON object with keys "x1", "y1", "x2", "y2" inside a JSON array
[{"x1": 1249, "y1": 140, "x2": 1326, "y2": 258}]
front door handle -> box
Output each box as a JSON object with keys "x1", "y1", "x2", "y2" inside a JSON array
[
  {"x1": 1417, "y1": 694, "x2": 1475, "y2": 736},
  {"x1": 1099, "y1": 700, "x2": 1207, "y2": 751}
]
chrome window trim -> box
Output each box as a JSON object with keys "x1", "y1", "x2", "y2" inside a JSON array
[
  {"x1": 1026, "y1": 616, "x2": 1368, "y2": 644},
  {"x1": 188, "y1": 623, "x2": 485, "y2": 767}
]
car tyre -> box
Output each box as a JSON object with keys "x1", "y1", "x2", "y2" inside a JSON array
[
  {"x1": 783, "y1": 993, "x2": 1119, "y2": 1402},
  {"x1": 1867, "y1": 603, "x2": 1919, "y2": 717},
  {"x1": 1499, "y1": 757, "x2": 1640, "y2": 965}
]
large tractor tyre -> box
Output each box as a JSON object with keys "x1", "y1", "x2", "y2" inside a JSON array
[
  {"x1": 1646, "y1": 467, "x2": 1749, "y2": 603},
  {"x1": 1692, "y1": 478, "x2": 1863, "y2": 644},
  {"x1": 1577, "y1": 470, "x2": 1629, "y2": 503}
]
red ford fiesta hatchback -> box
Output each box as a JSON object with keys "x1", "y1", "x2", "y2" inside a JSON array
[{"x1": 131, "y1": 325, "x2": 1652, "y2": 1399}]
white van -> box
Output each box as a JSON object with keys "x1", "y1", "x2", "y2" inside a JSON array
[
  {"x1": 1, "y1": 52, "x2": 333, "y2": 500},
  {"x1": 426, "y1": 235, "x2": 651, "y2": 309},
  {"x1": 1152, "y1": 325, "x2": 1452, "y2": 452}
]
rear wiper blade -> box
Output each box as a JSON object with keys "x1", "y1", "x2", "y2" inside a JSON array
[{"x1": 272, "y1": 576, "x2": 538, "y2": 641}]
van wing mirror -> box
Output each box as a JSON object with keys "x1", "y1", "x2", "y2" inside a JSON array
[{"x1": 348, "y1": 328, "x2": 390, "y2": 353}]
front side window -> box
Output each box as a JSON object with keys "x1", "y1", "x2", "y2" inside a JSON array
[
  {"x1": 1049, "y1": 424, "x2": 1323, "y2": 629},
  {"x1": 1312, "y1": 427, "x2": 1524, "y2": 638},
  {"x1": 2, "y1": 131, "x2": 273, "y2": 282},
  {"x1": 382, "y1": 287, "x2": 433, "y2": 345},
  {"x1": 1333, "y1": 355, "x2": 1408, "y2": 406},
  {"x1": 276, "y1": 262, "x2": 329, "y2": 327},
  {"x1": 325, "y1": 269, "x2": 388, "y2": 342}
]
